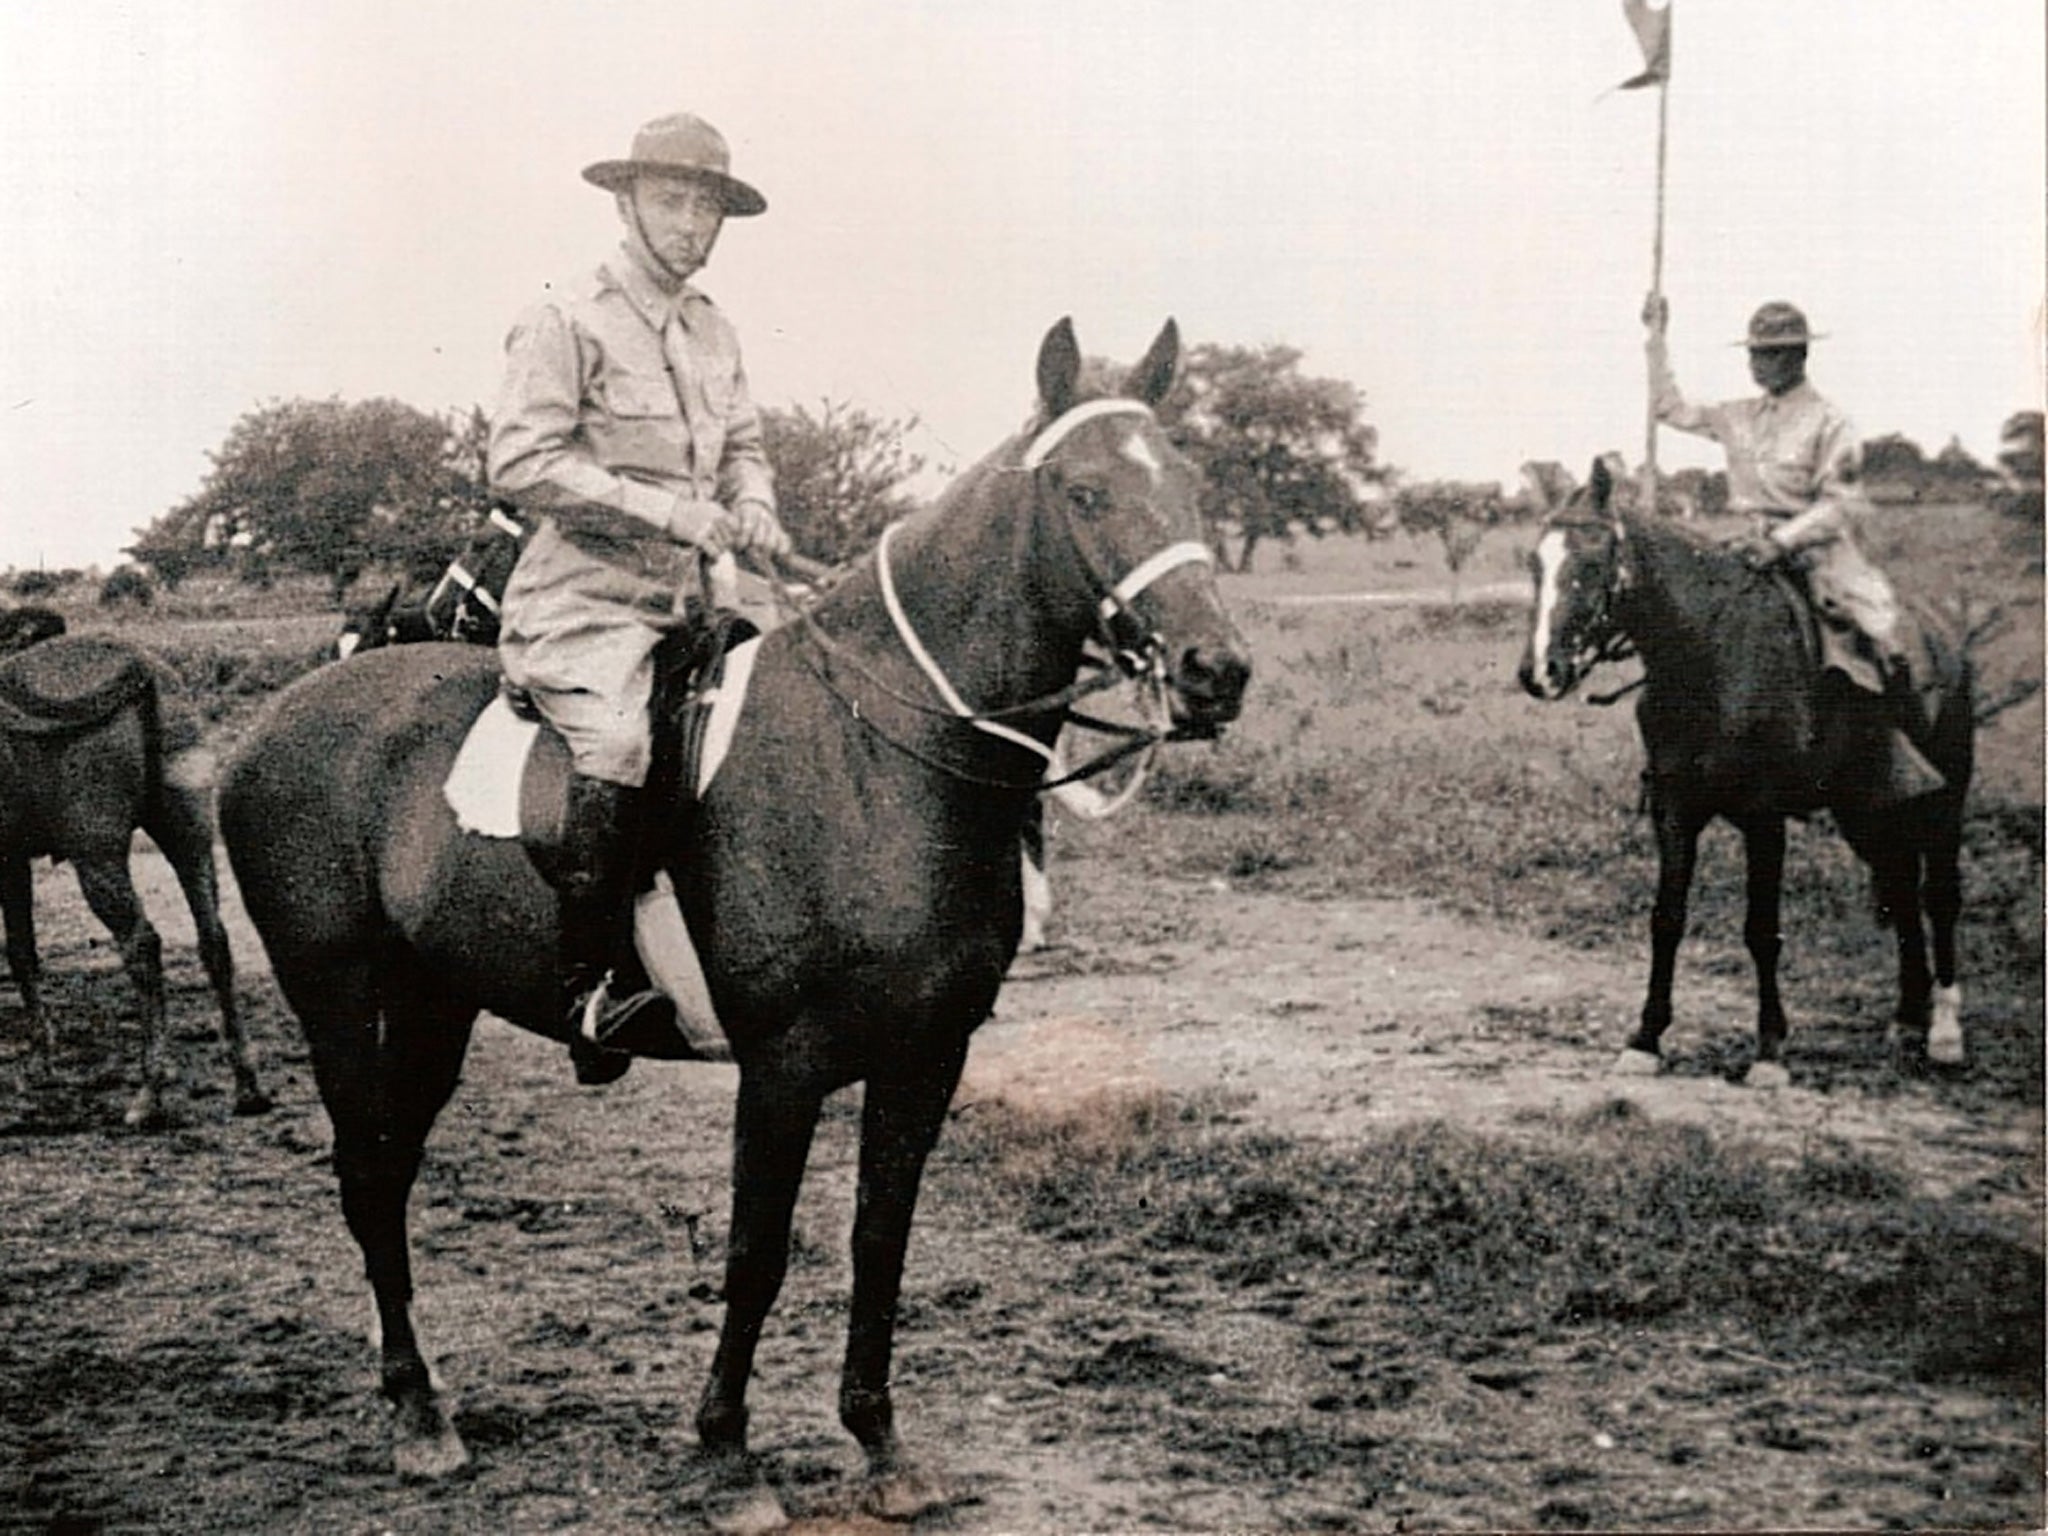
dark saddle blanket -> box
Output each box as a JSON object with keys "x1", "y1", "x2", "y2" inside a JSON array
[
  {"x1": 1771, "y1": 570, "x2": 1957, "y2": 727},
  {"x1": 0, "y1": 635, "x2": 157, "y2": 737}
]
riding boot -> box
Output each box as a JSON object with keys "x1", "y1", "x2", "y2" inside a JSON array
[
  {"x1": 553, "y1": 774, "x2": 696, "y2": 1080},
  {"x1": 1871, "y1": 650, "x2": 1945, "y2": 806}
]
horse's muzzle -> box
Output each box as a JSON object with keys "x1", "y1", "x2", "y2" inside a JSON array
[
  {"x1": 1517, "y1": 652, "x2": 1576, "y2": 702},
  {"x1": 1169, "y1": 643, "x2": 1251, "y2": 731}
]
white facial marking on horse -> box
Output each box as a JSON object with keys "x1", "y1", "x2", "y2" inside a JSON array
[
  {"x1": 1120, "y1": 430, "x2": 1162, "y2": 481},
  {"x1": 1530, "y1": 529, "x2": 1569, "y2": 694}
]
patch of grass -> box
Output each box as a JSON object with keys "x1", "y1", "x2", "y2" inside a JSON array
[{"x1": 939, "y1": 1093, "x2": 2045, "y2": 1391}]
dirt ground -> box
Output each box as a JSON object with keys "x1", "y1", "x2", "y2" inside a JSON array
[{"x1": 0, "y1": 841, "x2": 2040, "y2": 1534}]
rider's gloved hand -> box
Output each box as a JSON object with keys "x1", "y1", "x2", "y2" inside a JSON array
[
  {"x1": 1730, "y1": 533, "x2": 1784, "y2": 571},
  {"x1": 722, "y1": 499, "x2": 793, "y2": 563},
  {"x1": 668, "y1": 496, "x2": 731, "y2": 556}
]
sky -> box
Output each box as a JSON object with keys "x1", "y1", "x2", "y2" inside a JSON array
[{"x1": 1, "y1": 0, "x2": 2041, "y2": 571}]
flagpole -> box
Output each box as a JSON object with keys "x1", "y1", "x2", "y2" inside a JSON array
[{"x1": 1644, "y1": 70, "x2": 1668, "y2": 510}]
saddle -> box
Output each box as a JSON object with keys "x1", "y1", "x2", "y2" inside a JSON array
[
  {"x1": 509, "y1": 606, "x2": 762, "y2": 871},
  {"x1": 1767, "y1": 566, "x2": 1953, "y2": 732}
]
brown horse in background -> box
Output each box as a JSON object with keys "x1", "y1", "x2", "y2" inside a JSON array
[
  {"x1": 219, "y1": 318, "x2": 1249, "y2": 1526},
  {"x1": 0, "y1": 635, "x2": 269, "y2": 1126}
]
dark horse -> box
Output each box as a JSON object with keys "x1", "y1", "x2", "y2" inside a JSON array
[
  {"x1": 334, "y1": 505, "x2": 531, "y2": 658},
  {"x1": 219, "y1": 319, "x2": 1249, "y2": 1521},
  {"x1": 1517, "y1": 457, "x2": 1972, "y2": 1085},
  {"x1": 1, "y1": 635, "x2": 269, "y2": 1126}
]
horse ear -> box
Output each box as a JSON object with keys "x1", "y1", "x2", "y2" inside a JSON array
[
  {"x1": 1588, "y1": 456, "x2": 1613, "y2": 511},
  {"x1": 1036, "y1": 317, "x2": 1081, "y2": 418},
  {"x1": 1126, "y1": 318, "x2": 1181, "y2": 406}
]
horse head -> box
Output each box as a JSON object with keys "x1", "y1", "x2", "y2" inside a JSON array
[
  {"x1": 335, "y1": 582, "x2": 401, "y2": 660},
  {"x1": 1011, "y1": 316, "x2": 1250, "y2": 736},
  {"x1": 1518, "y1": 455, "x2": 1633, "y2": 700}
]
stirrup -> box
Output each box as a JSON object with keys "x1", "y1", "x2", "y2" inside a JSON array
[{"x1": 576, "y1": 975, "x2": 730, "y2": 1062}]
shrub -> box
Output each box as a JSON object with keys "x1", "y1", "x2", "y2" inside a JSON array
[{"x1": 98, "y1": 566, "x2": 156, "y2": 608}]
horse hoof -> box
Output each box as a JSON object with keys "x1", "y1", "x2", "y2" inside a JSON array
[
  {"x1": 234, "y1": 1089, "x2": 275, "y2": 1117},
  {"x1": 393, "y1": 1420, "x2": 471, "y2": 1481},
  {"x1": 1745, "y1": 1061, "x2": 1791, "y2": 1091},
  {"x1": 122, "y1": 1091, "x2": 167, "y2": 1130},
  {"x1": 704, "y1": 1481, "x2": 788, "y2": 1536},
  {"x1": 1610, "y1": 1048, "x2": 1661, "y2": 1078},
  {"x1": 1926, "y1": 1030, "x2": 1964, "y2": 1067},
  {"x1": 865, "y1": 1463, "x2": 957, "y2": 1522}
]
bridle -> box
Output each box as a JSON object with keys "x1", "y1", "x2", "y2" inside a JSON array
[
  {"x1": 1542, "y1": 510, "x2": 1641, "y2": 704},
  {"x1": 773, "y1": 397, "x2": 1217, "y2": 812}
]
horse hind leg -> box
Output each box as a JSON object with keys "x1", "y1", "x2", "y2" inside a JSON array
[
  {"x1": 1872, "y1": 844, "x2": 1943, "y2": 1070},
  {"x1": 1, "y1": 852, "x2": 53, "y2": 1075},
  {"x1": 1924, "y1": 833, "x2": 1965, "y2": 1065},
  {"x1": 145, "y1": 782, "x2": 270, "y2": 1115},
  {"x1": 69, "y1": 852, "x2": 171, "y2": 1128},
  {"x1": 292, "y1": 949, "x2": 477, "y2": 1479}
]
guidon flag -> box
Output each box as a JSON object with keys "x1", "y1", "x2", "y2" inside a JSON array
[{"x1": 1620, "y1": 0, "x2": 1671, "y2": 89}]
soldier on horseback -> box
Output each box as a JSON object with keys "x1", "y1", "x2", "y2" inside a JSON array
[
  {"x1": 488, "y1": 111, "x2": 792, "y2": 1082},
  {"x1": 1643, "y1": 294, "x2": 1945, "y2": 804}
]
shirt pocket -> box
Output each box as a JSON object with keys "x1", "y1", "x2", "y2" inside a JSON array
[{"x1": 601, "y1": 373, "x2": 681, "y2": 422}]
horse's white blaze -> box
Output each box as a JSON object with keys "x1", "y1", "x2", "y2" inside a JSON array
[
  {"x1": 1528, "y1": 528, "x2": 1570, "y2": 696},
  {"x1": 1119, "y1": 430, "x2": 1163, "y2": 481}
]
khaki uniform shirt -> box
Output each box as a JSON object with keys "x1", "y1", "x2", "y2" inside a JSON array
[
  {"x1": 489, "y1": 244, "x2": 775, "y2": 538},
  {"x1": 1647, "y1": 334, "x2": 1865, "y2": 552},
  {"x1": 1647, "y1": 334, "x2": 1902, "y2": 659},
  {"x1": 487, "y1": 246, "x2": 776, "y2": 785}
]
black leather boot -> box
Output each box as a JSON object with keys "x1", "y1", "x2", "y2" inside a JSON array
[{"x1": 554, "y1": 774, "x2": 685, "y2": 1083}]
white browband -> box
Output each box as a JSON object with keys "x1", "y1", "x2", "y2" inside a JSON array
[{"x1": 1020, "y1": 399, "x2": 1155, "y2": 469}]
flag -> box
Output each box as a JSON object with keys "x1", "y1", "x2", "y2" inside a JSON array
[{"x1": 1620, "y1": 0, "x2": 1671, "y2": 89}]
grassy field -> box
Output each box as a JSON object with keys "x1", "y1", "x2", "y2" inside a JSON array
[{"x1": 25, "y1": 504, "x2": 2045, "y2": 995}]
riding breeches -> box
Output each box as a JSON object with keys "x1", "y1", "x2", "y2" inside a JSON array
[
  {"x1": 498, "y1": 517, "x2": 695, "y2": 788},
  {"x1": 1768, "y1": 520, "x2": 1907, "y2": 663}
]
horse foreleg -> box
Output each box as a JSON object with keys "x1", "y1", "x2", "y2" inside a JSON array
[
  {"x1": 302, "y1": 960, "x2": 475, "y2": 1480},
  {"x1": 0, "y1": 853, "x2": 51, "y2": 1073},
  {"x1": 842, "y1": 1051, "x2": 967, "y2": 1520},
  {"x1": 1739, "y1": 816, "x2": 1791, "y2": 1089},
  {"x1": 1620, "y1": 802, "x2": 1702, "y2": 1074},
  {"x1": 72, "y1": 855, "x2": 168, "y2": 1128},
  {"x1": 148, "y1": 787, "x2": 270, "y2": 1115},
  {"x1": 696, "y1": 1065, "x2": 824, "y2": 1524}
]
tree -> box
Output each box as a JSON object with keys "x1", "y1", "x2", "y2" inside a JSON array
[
  {"x1": 1391, "y1": 479, "x2": 1509, "y2": 600},
  {"x1": 1158, "y1": 343, "x2": 1385, "y2": 572},
  {"x1": 760, "y1": 400, "x2": 927, "y2": 565},
  {"x1": 1994, "y1": 409, "x2": 2044, "y2": 524},
  {"x1": 130, "y1": 397, "x2": 490, "y2": 599}
]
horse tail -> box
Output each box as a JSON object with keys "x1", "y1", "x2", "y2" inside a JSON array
[{"x1": 136, "y1": 656, "x2": 215, "y2": 813}]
